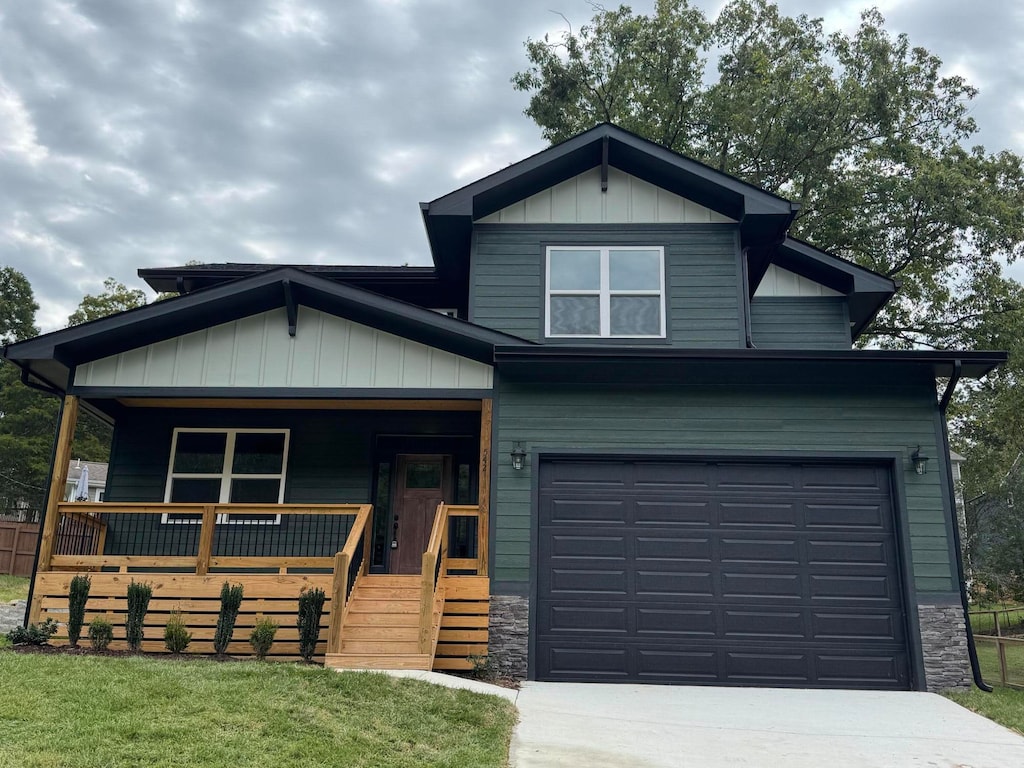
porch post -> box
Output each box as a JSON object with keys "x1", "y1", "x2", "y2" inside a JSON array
[
  {"x1": 477, "y1": 398, "x2": 492, "y2": 577},
  {"x1": 37, "y1": 395, "x2": 79, "y2": 573}
]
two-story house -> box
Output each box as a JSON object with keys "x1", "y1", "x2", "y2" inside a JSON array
[{"x1": 4, "y1": 125, "x2": 1003, "y2": 691}]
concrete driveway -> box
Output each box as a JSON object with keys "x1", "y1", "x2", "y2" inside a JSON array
[{"x1": 510, "y1": 683, "x2": 1024, "y2": 767}]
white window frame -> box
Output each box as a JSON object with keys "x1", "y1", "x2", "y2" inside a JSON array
[
  {"x1": 161, "y1": 428, "x2": 290, "y2": 525},
  {"x1": 545, "y1": 246, "x2": 666, "y2": 338}
]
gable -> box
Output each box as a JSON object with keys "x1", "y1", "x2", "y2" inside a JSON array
[
  {"x1": 73, "y1": 307, "x2": 493, "y2": 390},
  {"x1": 753, "y1": 264, "x2": 842, "y2": 298},
  {"x1": 476, "y1": 167, "x2": 736, "y2": 225}
]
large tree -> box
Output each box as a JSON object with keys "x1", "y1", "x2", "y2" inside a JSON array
[
  {"x1": 67, "y1": 277, "x2": 147, "y2": 326},
  {"x1": 512, "y1": 0, "x2": 1024, "y2": 349}
]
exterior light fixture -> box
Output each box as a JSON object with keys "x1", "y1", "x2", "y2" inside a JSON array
[
  {"x1": 911, "y1": 446, "x2": 929, "y2": 476},
  {"x1": 510, "y1": 442, "x2": 527, "y2": 471}
]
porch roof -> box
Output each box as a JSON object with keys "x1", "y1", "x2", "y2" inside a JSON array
[{"x1": 3, "y1": 267, "x2": 530, "y2": 393}]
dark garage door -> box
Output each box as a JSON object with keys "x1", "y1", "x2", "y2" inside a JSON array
[{"x1": 536, "y1": 459, "x2": 911, "y2": 689}]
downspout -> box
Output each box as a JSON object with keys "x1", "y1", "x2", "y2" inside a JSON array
[
  {"x1": 740, "y1": 248, "x2": 756, "y2": 348},
  {"x1": 938, "y1": 360, "x2": 991, "y2": 692}
]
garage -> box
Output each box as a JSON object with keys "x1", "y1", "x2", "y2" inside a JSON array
[{"x1": 535, "y1": 458, "x2": 912, "y2": 689}]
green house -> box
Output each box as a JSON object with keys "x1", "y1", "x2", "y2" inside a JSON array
[{"x1": 4, "y1": 124, "x2": 1003, "y2": 690}]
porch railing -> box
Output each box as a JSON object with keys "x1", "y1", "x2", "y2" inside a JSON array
[
  {"x1": 326, "y1": 505, "x2": 374, "y2": 654},
  {"x1": 44, "y1": 502, "x2": 371, "y2": 575}
]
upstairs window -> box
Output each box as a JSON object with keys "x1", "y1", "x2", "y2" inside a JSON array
[
  {"x1": 545, "y1": 246, "x2": 666, "y2": 338},
  {"x1": 162, "y1": 428, "x2": 289, "y2": 524}
]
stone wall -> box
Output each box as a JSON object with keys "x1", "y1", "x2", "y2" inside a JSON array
[
  {"x1": 489, "y1": 595, "x2": 529, "y2": 679},
  {"x1": 918, "y1": 601, "x2": 971, "y2": 691}
]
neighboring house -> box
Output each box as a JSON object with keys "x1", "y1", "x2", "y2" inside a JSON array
[
  {"x1": 64, "y1": 460, "x2": 107, "y2": 502},
  {"x1": 2, "y1": 124, "x2": 1004, "y2": 692}
]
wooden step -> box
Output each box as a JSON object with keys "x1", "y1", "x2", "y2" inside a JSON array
[
  {"x1": 347, "y1": 599, "x2": 420, "y2": 613},
  {"x1": 342, "y1": 626, "x2": 419, "y2": 641},
  {"x1": 325, "y1": 653, "x2": 431, "y2": 670},
  {"x1": 356, "y1": 575, "x2": 421, "y2": 587},
  {"x1": 341, "y1": 639, "x2": 422, "y2": 655},
  {"x1": 344, "y1": 611, "x2": 420, "y2": 627},
  {"x1": 351, "y1": 587, "x2": 421, "y2": 600}
]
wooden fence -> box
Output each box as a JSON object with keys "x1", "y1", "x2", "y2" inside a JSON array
[
  {"x1": 0, "y1": 521, "x2": 38, "y2": 577},
  {"x1": 969, "y1": 606, "x2": 1024, "y2": 689}
]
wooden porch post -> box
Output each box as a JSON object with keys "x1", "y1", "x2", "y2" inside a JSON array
[
  {"x1": 327, "y1": 551, "x2": 350, "y2": 654},
  {"x1": 477, "y1": 399, "x2": 492, "y2": 577},
  {"x1": 37, "y1": 395, "x2": 79, "y2": 573}
]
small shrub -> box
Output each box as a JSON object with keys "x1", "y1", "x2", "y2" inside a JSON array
[
  {"x1": 125, "y1": 581, "x2": 153, "y2": 652},
  {"x1": 468, "y1": 654, "x2": 497, "y2": 681},
  {"x1": 296, "y1": 587, "x2": 326, "y2": 662},
  {"x1": 249, "y1": 618, "x2": 278, "y2": 659},
  {"x1": 67, "y1": 574, "x2": 91, "y2": 647},
  {"x1": 164, "y1": 611, "x2": 192, "y2": 653},
  {"x1": 89, "y1": 618, "x2": 113, "y2": 651},
  {"x1": 7, "y1": 619, "x2": 58, "y2": 646},
  {"x1": 213, "y1": 582, "x2": 244, "y2": 655}
]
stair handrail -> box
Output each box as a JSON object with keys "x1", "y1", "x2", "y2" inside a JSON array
[
  {"x1": 419, "y1": 502, "x2": 449, "y2": 654},
  {"x1": 327, "y1": 504, "x2": 374, "y2": 654}
]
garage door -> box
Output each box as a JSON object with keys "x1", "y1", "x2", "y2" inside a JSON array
[{"x1": 536, "y1": 459, "x2": 911, "y2": 689}]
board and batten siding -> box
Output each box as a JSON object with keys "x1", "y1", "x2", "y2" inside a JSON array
[
  {"x1": 471, "y1": 225, "x2": 742, "y2": 346},
  {"x1": 74, "y1": 306, "x2": 492, "y2": 390},
  {"x1": 493, "y1": 378, "x2": 954, "y2": 594},
  {"x1": 750, "y1": 297, "x2": 852, "y2": 349},
  {"x1": 477, "y1": 167, "x2": 736, "y2": 225},
  {"x1": 755, "y1": 264, "x2": 842, "y2": 297}
]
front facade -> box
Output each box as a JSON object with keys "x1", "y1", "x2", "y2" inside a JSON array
[{"x1": 4, "y1": 125, "x2": 1002, "y2": 690}]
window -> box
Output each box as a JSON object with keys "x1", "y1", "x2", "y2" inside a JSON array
[
  {"x1": 162, "y1": 429, "x2": 290, "y2": 524},
  {"x1": 546, "y1": 246, "x2": 666, "y2": 338}
]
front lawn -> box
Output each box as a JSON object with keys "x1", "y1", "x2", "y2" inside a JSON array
[
  {"x1": 946, "y1": 687, "x2": 1024, "y2": 736},
  {"x1": 0, "y1": 575, "x2": 28, "y2": 603},
  {"x1": 0, "y1": 653, "x2": 516, "y2": 768}
]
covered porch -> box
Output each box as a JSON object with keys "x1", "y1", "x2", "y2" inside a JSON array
[{"x1": 29, "y1": 394, "x2": 492, "y2": 669}]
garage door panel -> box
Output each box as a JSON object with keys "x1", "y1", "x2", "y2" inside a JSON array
[
  {"x1": 635, "y1": 536, "x2": 712, "y2": 561},
  {"x1": 536, "y1": 458, "x2": 910, "y2": 689},
  {"x1": 540, "y1": 460, "x2": 629, "y2": 487}
]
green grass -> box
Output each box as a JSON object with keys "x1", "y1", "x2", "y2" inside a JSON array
[
  {"x1": 0, "y1": 576, "x2": 28, "y2": 603},
  {"x1": 946, "y1": 687, "x2": 1024, "y2": 735},
  {"x1": 974, "y1": 637, "x2": 1024, "y2": 687},
  {"x1": 0, "y1": 653, "x2": 517, "y2": 768},
  {"x1": 969, "y1": 605, "x2": 1024, "y2": 636}
]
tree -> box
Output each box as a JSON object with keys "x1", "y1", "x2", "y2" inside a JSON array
[
  {"x1": 0, "y1": 267, "x2": 39, "y2": 344},
  {"x1": 67, "y1": 277, "x2": 147, "y2": 326},
  {"x1": 512, "y1": 0, "x2": 1024, "y2": 349}
]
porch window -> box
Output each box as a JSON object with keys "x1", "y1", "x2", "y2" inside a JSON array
[
  {"x1": 545, "y1": 246, "x2": 666, "y2": 338},
  {"x1": 162, "y1": 429, "x2": 290, "y2": 524}
]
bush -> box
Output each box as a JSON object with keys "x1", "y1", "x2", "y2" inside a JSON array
[
  {"x1": 88, "y1": 618, "x2": 113, "y2": 651},
  {"x1": 125, "y1": 581, "x2": 153, "y2": 652},
  {"x1": 213, "y1": 582, "x2": 244, "y2": 655},
  {"x1": 297, "y1": 587, "x2": 326, "y2": 662},
  {"x1": 7, "y1": 619, "x2": 58, "y2": 646},
  {"x1": 249, "y1": 618, "x2": 278, "y2": 659},
  {"x1": 164, "y1": 611, "x2": 192, "y2": 653},
  {"x1": 67, "y1": 575, "x2": 91, "y2": 647}
]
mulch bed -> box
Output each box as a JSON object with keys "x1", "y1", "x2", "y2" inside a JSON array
[{"x1": 4, "y1": 644, "x2": 311, "y2": 664}]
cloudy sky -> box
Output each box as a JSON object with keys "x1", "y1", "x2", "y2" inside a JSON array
[{"x1": 1, "y1": 0, "x2": 1021, "y2": 331}]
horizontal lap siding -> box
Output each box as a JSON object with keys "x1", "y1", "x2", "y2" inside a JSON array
[
  {"x1": 750, "y1": 297, "x2": 852, "y2": 349},
  {"x1": 494, "y1": 380, "x2": 952, "y2": 593},
  {"x1": 472, "y1": 225, "x2": 741, "y2": 346}
]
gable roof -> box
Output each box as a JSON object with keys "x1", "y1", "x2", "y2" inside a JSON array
[
  {"x1": 421, "y1": 123, "x2": 799, "y2": 276},
  {"x1": 3, "y1": 267, "x2": 529, "y2": 392}
]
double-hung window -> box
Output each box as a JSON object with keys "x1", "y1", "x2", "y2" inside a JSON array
[
  {"x1": 546, "y1": 246, "x2": 666, "y2": 338},
  {"x1": 162, "y1": 428, "x2": 290, "y2": 524}
]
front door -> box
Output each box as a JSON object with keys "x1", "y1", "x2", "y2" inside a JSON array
[{"x1": 390, "y1": 454, "x2": 450, "y2": 574}]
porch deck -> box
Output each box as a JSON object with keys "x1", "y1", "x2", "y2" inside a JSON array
[{"x1": 30, "y1": 501, "x2": 488, "y2": 668}]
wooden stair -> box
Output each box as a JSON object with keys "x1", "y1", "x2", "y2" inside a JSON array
[{"x1": 325, "y1": 575, "x2": 436, "y2": 670}]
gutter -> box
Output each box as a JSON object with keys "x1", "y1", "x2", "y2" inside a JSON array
[{"x1": 938, "y1": 360, "x2": 992, "y2": 692}]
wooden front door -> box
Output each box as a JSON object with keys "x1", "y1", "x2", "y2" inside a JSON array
[{"x1": 390, "y1": 455, "x2": 450, "y2": 574}]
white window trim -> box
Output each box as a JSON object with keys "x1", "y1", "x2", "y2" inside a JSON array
[
  {"x1": 545, "y1": 246, "x2": 667, "y2": 338},
  {"x1": 161, "y1": 428, "x2": 290, "y2": 525}
]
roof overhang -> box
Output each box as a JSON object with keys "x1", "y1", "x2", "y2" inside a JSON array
[
  {"x1": 493, "y1": 346, "x2": 1005, "y2": 385},
  {"x1": 421, "y1": 123, "x2": 799, "y2": 277},
  {"x1": 3, "y1": 267, "x2": 529, "y2": 393}
]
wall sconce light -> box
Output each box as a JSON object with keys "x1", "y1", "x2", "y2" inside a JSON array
[
  {"x1": 911, "y1": 446, "x2": 929, "y2": 476},
  {"x1": 510, "y1": 442, "x2": 527, "y2": 471}
]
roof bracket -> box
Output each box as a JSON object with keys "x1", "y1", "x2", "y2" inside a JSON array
[
  {"x1": 175, "y1": 276, "x2": 186, "y2": 294},
  {"x1": 601, "y1": 136, "x2": 609, "y2": 193},
  {"x1": 282, "y1": 279, "x2": 297, "y2": 337}
]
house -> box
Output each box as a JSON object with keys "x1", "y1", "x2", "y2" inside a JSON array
[
  {"x1": 65, "y1": 460, "x2": 107, "y2": 502},
  {"x1": 2, "y1": 124, "x2": 1004, "y2": 691}
]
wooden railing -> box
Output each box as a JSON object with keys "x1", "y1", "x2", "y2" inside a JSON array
[
  {"x1": 326, "y1": 505, "x2": 373, "y2": 654},
  {"x1": 43, "y1": 502, "x2": 370, "y2": 574},
  {"x1": 440, "y1": 504, "x2": 487, "y2": 577},
  {"x1": 420, "y1": 502, "x2": 448, "y2": 654}
]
